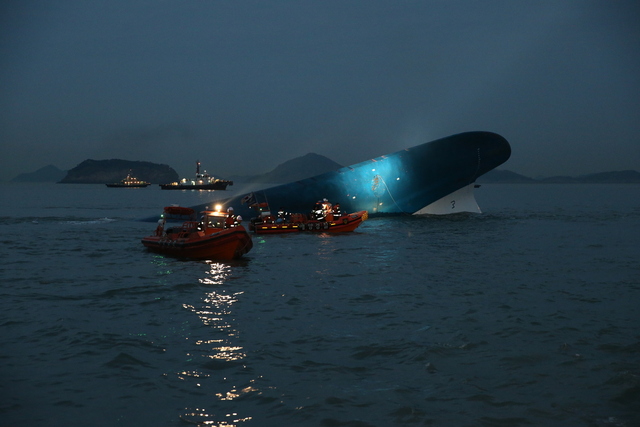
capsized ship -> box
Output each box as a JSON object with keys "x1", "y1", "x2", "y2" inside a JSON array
[{"x1": 143, "y1": 131, "x2": 511, "y2": 220}]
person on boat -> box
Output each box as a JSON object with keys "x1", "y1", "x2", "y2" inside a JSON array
[
  {"x1": 225, "y1": 207, "x2": 236, "y2": 228},
  {"x1": 155, "y1": 218, "x2": 166, "y2": 236},
  {"x1": 313, "y1": 200, "x2": 325, "y2": 220},
  {"x1": 322, "y1": 199, "x2": 334, "y2": 221},
  {"x1": 276, "y1": 208, "x2": 288, "y2": 224}
]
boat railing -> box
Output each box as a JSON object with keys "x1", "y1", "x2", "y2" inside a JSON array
[{"x1": 182, "y1": 221, "x2": 199, "y2": 232}]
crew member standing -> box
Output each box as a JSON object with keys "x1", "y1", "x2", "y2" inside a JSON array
[{"x1": 225, "y1": 207, "x2": 236, "y2": 228}]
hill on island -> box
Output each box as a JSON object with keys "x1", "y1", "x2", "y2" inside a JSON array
[
  {"x1": 477, "y1": 169, "x2": 536, "y2": 183},
  {"x1": 11, "y1": 165, "x2": 67, "y2": 182},
  {"x1": 478, "y1": 169, "x2": 640, "y2": 183},
  {"x1": 232, "y1": 153, "x2": 343, "y2": 183},
  {"x1": 540, "y1": 170, "x2": 640, "y2": 183},
  {"x1": 12, "y1": 155, "x2": 640, "y2": 185},
  {"x1": 59, "y1": 159, "x2": 179, "y2": 184}
]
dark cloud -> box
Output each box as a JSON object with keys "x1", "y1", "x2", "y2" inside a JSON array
[{"x1": 1, "y1": 0, "x2": 639, "y2": 180}]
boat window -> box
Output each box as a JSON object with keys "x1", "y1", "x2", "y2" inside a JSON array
[{"x1": 206, "y1": 216, "x2": 224, "y2": 229}]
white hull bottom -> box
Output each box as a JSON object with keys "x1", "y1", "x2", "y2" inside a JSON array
[{"x1": 413, "y1": 183, "x2": 481, "y2": 215}]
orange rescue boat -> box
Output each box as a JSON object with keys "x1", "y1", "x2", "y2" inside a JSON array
[
  {"x1": 248, "y1": 199, "x2": 367, "y2": 234},
  {"x1": 142, "y1": 207, "x2": 252, "y2": 260}
]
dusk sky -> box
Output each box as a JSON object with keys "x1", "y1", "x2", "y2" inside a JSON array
[{"x1": 1, "y1": 0, "x2": 638, "y2": 182}]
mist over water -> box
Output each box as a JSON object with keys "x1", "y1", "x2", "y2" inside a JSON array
[{"x1": 1, "y1": 183, "x2": 639, "y2": 426}]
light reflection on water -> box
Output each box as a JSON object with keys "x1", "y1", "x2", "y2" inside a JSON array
[
  {"x1": 316, "y1": 235, "x2": 331, "y2": 257},
  {"x1": 3, "y1": 184, "x2": 639, "y2": 426},
  {"x1": 180, "y1": 261, "x2": 255, "y2": 426}
]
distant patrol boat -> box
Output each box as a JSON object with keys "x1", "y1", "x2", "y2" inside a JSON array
[
  {"x1": 105, "y1": 171, "x2": 150, "y2": 188},
  {"x1": 159, "y1": 161, "x2": 233, "y2": 190}
]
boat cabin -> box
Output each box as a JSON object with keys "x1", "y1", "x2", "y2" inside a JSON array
[
  {"x1": 203, "y1": 211, "x2": 227, "y2": 230},
  {"x1": 200, "y1": 209, "x2": 240, "y2": 233}
]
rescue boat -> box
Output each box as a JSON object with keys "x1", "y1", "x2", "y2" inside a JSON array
[
  {"x1": 248, "y1": 199, "x2": 368, "y2": 234},
  {"x1": 141, "y1": 207, "x2": 252, "y2": 260}
]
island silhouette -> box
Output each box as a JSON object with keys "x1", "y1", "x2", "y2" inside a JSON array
[{"x1": 10, "y1": 156, "x2": 640, "y2": 184}]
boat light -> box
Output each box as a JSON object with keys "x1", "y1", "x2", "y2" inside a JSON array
[{"x1": 215, "y1": 204, "x2": 223, "y2": 212}]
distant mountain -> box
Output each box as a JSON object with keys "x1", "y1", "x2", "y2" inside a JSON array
[
  {"x1": 243, "y1": 154, "x2": 640, "y2": 185},
  {"x1": 11, "y1": 164, "x2": 67, "y2": 182},
  {"x1": 16, "y1": 157, "x2": 640, "y2": 186},
  {"x1": 477, "y1": 169, "x2": 535, "y2": 183},
  {"x1": 233, "y1": 153, "x2": 343, "y2": 183},
  {"x1": 541, "y1": 170, "x2": 640, "y2": 183},
  {"x1": 59, "y1": 159, "x2": 179, "y2": 184},
  {"x1": 479, "y1": 169, "x2": 640, "y2": 184},
  {"x1": 582, "y1": 170, "x2": 640, "y2": 183}
]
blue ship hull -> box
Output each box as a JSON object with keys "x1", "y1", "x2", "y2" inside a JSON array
[{"x1": 152, "y1": 131, "x2": 511, "y2": 220}]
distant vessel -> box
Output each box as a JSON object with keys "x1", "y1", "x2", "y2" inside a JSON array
[
  {"x1": 105, "y1": 171, "x2": 150, "y2": 188},
  {"x1": 159, "y1": 161, "x2": 233, "y2": 190},
  {"x1": 142, "y1": 131, "x2": 511, "y2": 220}
]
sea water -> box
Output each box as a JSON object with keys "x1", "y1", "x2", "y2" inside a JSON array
[{"x1": 1, "y1": 183, "x2": 638, "y2": 427}]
